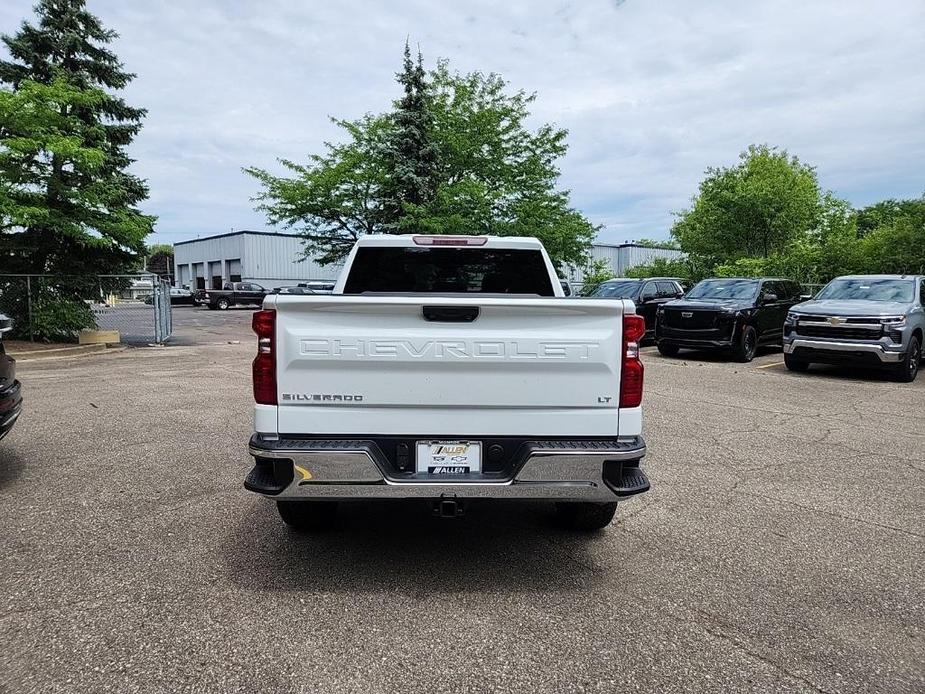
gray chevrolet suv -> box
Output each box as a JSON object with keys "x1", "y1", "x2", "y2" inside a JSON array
[{"x1": 783, "y1": 275, "x2": 923, "y2": 382}]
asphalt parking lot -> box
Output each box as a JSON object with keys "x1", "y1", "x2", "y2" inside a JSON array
[{"x1": 1, "y1": 306, "x2": 922, "y2": 693}]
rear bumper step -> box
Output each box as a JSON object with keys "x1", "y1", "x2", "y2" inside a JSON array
[{"x1": 246, "y1": 435, "x2": 648, "y2": 502}]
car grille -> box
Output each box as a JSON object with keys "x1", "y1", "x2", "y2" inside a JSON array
[
  {"x1": 662, "y1": 309, "x2": 716, "y2": 330},
  {"x1": 795, "y1": 324, "x2": 882, "y2": 340}
]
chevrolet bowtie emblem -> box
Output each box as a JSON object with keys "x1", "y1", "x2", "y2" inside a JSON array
[{"x1": 827, "y1": 316, "x2": 846, "y2": 326}]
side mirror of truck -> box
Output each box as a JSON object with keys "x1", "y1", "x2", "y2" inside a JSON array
[{"x1": 761, "y1": 293, "x2": 778, "y2": 304}]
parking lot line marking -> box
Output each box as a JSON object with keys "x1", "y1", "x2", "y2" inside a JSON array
[{"x1": 756, "y1": 361, "x2": 785, "y2": 369}]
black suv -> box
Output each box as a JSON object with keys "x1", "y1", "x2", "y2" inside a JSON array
[
  {"x1": 655, "y1": 278, "x2": 803, "y2": 362},
  {"x1": 590, "y1": 277, "x2": 686, "y2": 339}
]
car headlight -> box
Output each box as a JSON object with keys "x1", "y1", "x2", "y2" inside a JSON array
[
  {"x1": 786, "y1": 312, "x2": 798, "y2": 323},
  {"x1": 880, "y1": 316, "x2": 906, "y2": 327}
]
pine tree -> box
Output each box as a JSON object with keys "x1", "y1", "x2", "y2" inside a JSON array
[
  {"x1": 0, "y1": 0, "x2": 154, "y2": 274},
  {"x1": 377, "y1": 42, "x2": 439, "y2": 232}
]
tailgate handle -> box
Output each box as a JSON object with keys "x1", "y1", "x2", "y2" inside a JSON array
[{"x1": 422, "y1": 306, "x2": 480, "y2": 322}]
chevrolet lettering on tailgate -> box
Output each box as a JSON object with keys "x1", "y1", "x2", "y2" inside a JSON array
[{"x1": 299, "y1": 338, "x2": 601, "y2": 360}]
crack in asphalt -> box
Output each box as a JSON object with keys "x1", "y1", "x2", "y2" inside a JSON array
[
  {"x1": 732, "y1": 489, "x2": 923, "y2": 540},
  {"x1": 688, "y1": 608, "x2": 839, "y2": 694}
]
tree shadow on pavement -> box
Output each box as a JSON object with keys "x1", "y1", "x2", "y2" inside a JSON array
[{"x1": 221, "y1": 498, "x2": 613, "y2": 596}]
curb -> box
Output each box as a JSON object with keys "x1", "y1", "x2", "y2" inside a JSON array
[{"x1": 13, "y1": 344, "x2": 128, "y2": 363}]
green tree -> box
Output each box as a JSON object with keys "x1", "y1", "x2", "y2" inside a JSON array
[
  {"x1": 672, "y1": 145, "x2": 821, "y2": 263},
  {"x1": 376, "y1": 42, "x2": 439, "y2": 232},
  {"x1": 633, "y1": 238, "x2": 679, "y2": 250},
  {"x1": 857, "y1": 195, "x2": 925, "y2": 275},
  {"x1": 578, "y1": 258, "x2": 614, "y2": 296},
  {"x1": 624, "y1": 256, "x2": 705, "y2": 282},
  {"x1": 856, "y1": 197, "x2": 925, "y2": 237},
  {"x1": 245, "y1": 114, "x2": 391, "y2": 265},
  {"x1": 0, "y1": 0, "x2": 155, "y2": 274},
  {"x1": 144, "y1": 242, "x2": 174, "y2": 277},
  {"x1": 246, "y1": 52, "x2": 596, "y2": 269}
]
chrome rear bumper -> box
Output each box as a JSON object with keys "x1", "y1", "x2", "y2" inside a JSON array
[{"x1": 247, "y1": 436, "x2": 648, "y2": 502}]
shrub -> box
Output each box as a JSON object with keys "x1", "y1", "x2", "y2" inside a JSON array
[{"x1": 29, "y1": 292, "x2": 96, "y2": 342}]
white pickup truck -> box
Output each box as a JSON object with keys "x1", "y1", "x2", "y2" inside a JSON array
[{"x1": 245, "y1": 235, "x2": 649, "y2": 531}]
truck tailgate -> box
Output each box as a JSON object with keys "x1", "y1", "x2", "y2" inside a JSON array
[{"x1": 272, "y1": 295, "x2": 625, "y2": 437}]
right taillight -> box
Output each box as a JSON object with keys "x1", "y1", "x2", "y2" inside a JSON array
[
  {"x1": 252, "y1": 309, "x2": 276, "y2": 405},
  {"x1": 620, "y1": 313, "x2": 645, "y2": 408}
]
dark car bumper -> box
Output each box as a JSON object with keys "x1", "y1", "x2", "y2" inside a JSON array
[
  {"x1": 0, "y1": 380, "x2": 23, "y2": 441},
  {"x1": 656, "y1": 325, "x2": 735, "y2": 350}
]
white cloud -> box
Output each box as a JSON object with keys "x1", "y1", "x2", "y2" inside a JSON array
[{"x1": 2, "y1": 0, "x2": 923, "y2": 245}]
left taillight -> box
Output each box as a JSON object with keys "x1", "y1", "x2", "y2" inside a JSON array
[
  {"x1": 252, "y1": 309, "x2": 276, "y2": 405},
  {"x1": 619, "y1": 313, "x2": 645, "y2": 408}
]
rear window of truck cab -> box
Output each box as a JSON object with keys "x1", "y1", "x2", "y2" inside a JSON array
[{"x1": 343, "y1": 247, "x2": 556, "y2": 295}]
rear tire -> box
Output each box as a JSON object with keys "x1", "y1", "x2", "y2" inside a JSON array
[
  {"x1": 657, "y1": 342, "x2": 680, "y2": 357},
  {"x1": 554, "y1": 502, "x2": 618, "y2": 531},
  {"x1": 216, "y1": 298, "x2": 230, "y2": 310},
  {"x1": 734, "y1": 325, "x2": 758, "y2": 363},
  {"x1": 784, "y1": 353, "x2": 810, "y2": 372},
  {"x1": 276, "y1": 500, "x2": 338, "y2": 531},
  {"x1": 894, "y1": 335, "x2": 921, "y2": 383}
]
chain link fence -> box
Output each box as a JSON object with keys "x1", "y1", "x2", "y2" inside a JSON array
[{"x1": 0, "y1": 274, "x2": 172, "y2": 345}]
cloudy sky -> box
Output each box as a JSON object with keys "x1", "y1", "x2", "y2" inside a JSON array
[{"x1": 3, "y1": 0, "x2": 924, "y2": 246}]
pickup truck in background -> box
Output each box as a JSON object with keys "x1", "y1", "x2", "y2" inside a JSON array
[
  {"x1": 783, "y1": 274, "x2": 923, "y2": 382},
  {"x1": 245, "y1": 234, "x2": 649, "y2": 532},
  {"x1": 195, "y1": 282, "x2": 268, "y2": 310}
]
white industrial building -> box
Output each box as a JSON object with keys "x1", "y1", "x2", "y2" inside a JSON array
[
  {"x1": 564, "y1": 243, "x2": 685, "y2": 284},
  {"x1": 173, "y1": 230, "x2": 684, "y2": 290},
  {"x1": 173, "y1": 231, "x2": 341, "y2": 291}
]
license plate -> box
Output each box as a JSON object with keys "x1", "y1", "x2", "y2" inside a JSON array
[{"x1": 416, "y1": 441, "x2": 481, "y2": 474}]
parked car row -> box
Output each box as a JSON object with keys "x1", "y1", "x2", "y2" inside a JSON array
[
  {"x1": 188, "y1": 281, "x2": 336, "y2": 308},
  {"x1": 591, "y1": 274, "x2": 924, "y2": 382}
]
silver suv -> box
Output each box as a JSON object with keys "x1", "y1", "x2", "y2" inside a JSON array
[{"x1": 783, "y1": 275, "x2": 923, "y2": 382}]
